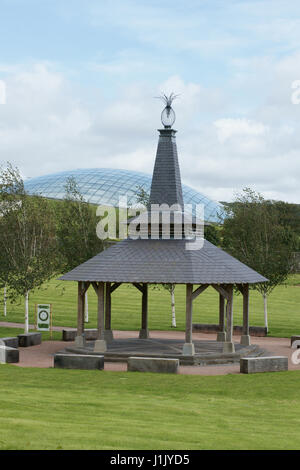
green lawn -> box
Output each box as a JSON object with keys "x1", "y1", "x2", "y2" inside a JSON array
[
  {"x1": 1, "y1": 274, "x2": 300, "y2": 338},
  {"x1": 0, "y1": 327, "x2": 62, "y2": 341},
  {"x1": 0, "y1": 365, "x2": 299, "y2": 450}
]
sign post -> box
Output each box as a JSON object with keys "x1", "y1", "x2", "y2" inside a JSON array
[{"x1": 36, "y1": 304, "x2": 52, "y2": 338}]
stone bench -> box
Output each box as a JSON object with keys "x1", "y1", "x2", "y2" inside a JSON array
[
  {"x1": 54, "y1": 353, "x2": 104, "y2": 370},
  {"x1": 62, "y1": 329, "x2": 99, "y2": 342},
  {"x1": 18, "y1": 332, "x2": 42, "y2": 347},
  {"x1": 0, "y1": 345, "x2": 19, "y2": 363},
  {"x1": 291, "y1": 336, "x2": 300, "y2": 347},
  {"x1": 192, "y1": 323, "x2": 268, "y2": 337},
  {"x1": 128, "y1": 357, "x2": 179, "y2": 374},
  {"x1": 240, "y1": 356, "x2": 288, "y2": 374},
  {"x1": 0, "y1": 337, "x2": 19, "y2": 348}
]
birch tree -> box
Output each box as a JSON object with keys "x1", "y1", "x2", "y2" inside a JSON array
[
  {"x1": 163, "y1": 284, "x2": 176, "y2": 327},
  {"x1": 222, "y1": 188, "x2": 298, "y2": 331},
  {"x1": 0, "y1": 163, "x2": 58, "y2": 332},
  {"x1": 0, "y1": 253, "x2": 9, "y2": 317},
  {"x1": 0, "y1": 164, "x2": 24, "y2": 317}
]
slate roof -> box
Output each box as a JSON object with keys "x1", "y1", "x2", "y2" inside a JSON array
[
  {"x1": 59, "y1": 238, "x2": 267, "y2": 284},
  {"x1": 60, "y1": 117, "x2": 268, "y2": 286},
  {"x1": 149, "y1": 129, "x2": 184, "y2": 208}
]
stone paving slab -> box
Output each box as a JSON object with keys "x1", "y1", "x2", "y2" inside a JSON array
[{"x1": 64, "y1": 337, "x2": 263, "y2": 366}]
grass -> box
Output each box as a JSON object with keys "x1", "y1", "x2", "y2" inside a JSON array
[
  {"x1": 1, "y1": 275, "x2": 300, "y2": 338},
  {"x1": 0, "y1": 327, "x2": 62, "y2": 341},
  {"x1": 0, "y1": 365, "x2": 300, "y2": 450}
]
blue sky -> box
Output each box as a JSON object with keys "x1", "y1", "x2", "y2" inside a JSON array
[{"x1": 1, "y1": 0, "x2": 300, "y2": 202}]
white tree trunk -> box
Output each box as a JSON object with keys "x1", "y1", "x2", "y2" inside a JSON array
[
  {"x1": 4, "y1": 285, "x2": 7, "y2": 317},
  {"x1": 25, "y1": 290, "x2": 29, "y2": 333},
  {"x1": 84, "y1": 291, "x2": 89, "y2": 323},
  {"x1": 263, "y1": 292, "x2": 268, "y2": 332},
  {"x1": 171, "y1": 284, "x2": 176, "y2": 328}
]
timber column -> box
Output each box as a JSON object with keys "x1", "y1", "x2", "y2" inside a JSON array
[
  {"x1": 139, "y1": 284, "x2": 149, "y2": 339},
  {"x1": 223, "y1": 285, "x2": 235, "y2": 353},
  {"x1": 217, "y1": 293, "x2": 226, "y2": 342},
  {"x1": 183, "y1": 283, "x2": 195, "y2": 356},
  {"x1": 104, "y1": 282, "x2": 114, "y2": 343},
  {"x1": 75, "y1": 281, "x2": 86, "y2": 347},
  {"x1": 240, "y1": 284, "x2": 251, "y2": 346},
  {"x1": 94, "y1": 282, "x2": 107, "y2": 352}
]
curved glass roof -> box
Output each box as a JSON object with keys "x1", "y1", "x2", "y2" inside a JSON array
[{"x1": 24, "y1": 168, "x2": 224, "y2": 223}]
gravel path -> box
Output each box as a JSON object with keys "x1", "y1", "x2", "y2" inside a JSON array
[{"x1": 6, "y1": 327, "x2": 299, "y2": 375}]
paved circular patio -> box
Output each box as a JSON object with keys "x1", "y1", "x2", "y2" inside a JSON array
[{"x1": 11, "y1": 329, "x2": 300, "y2": 375}]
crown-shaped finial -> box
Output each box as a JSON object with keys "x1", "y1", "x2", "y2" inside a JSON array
[{"x1": 155, "y1": 92, "x2": 179, "y2": 128}]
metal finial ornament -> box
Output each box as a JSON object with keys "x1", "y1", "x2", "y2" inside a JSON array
[{"x1": 156, "y1": 92, "x2": 179, "y2": 128}]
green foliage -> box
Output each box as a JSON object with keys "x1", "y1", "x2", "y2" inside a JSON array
[
  {"x1": 0, "y1": 163, "x2": 24, "y2": 290},
  {"x1": 0, "y1": 163, "x2": 58, "y2": 301},
  {"x1": 204, "y1": 224, "x2": 221, "y2": 246},
  {"x1": 134, "y1": 185, "x2": 150, "y2": 207},
  {"x1": 222, "y1": 188, "x2": 298, "y2": 296},
  {"x1": 271, "y1": 200, "x2": 300, "y2": 239},
  {"x1": 56, "y1": 176, "x2": 104, "y2": 271}
]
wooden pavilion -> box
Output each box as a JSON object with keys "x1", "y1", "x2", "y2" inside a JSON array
[{"x1": 60, "y1": 102, "x2": 267, "y2": 357}]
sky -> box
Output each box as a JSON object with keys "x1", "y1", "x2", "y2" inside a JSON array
[{"x1": 0, "y1": 0, "x2": 300, "y2": 203}]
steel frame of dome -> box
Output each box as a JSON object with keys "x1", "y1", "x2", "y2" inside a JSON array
[{"x1": 24, "y1": 168, "x2": 224, "y2": 223}]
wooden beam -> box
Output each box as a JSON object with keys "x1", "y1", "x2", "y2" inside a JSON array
[
  {"x1": 105, "y1": 282, "x2": 111, "y2": 331},
  {"x1": 82, "y1": 281, "x2": 90, "y2": 295},
  {"x1": 96, "y1": 282, "x2": 105, "y2": 340},
  {"x1": 191, "y1": 284, "x2": 209, "y2": 301},
  {"x1": 236, "y1": 283, "x2": 244, "y2": 295},
  {"x1": 212, "y1": 284, "x2": 230, "y2": 301},
  {"x1": 226, "y1": 285, "x2": 234, "y2": 342},
  {"x1": 133, "y1": 282, "x2": 144, "y2": 293},
  {"x1": 92, "y1": 281, "x2": 99, "y2": 295},
  {"x1": 185, "y1": 284, "x2": 193, "y2": 343},
  {"x1": 219, "y1": 293, "x2": 225, "y2": 332},
  {"x1": 141, "y1": 283, "x2": 148, "y2": 332},
  {"x1": 110, "y1": 282, "x2": 121, "y2": 293},
  {"x1": 77, "y1": 281, "x2": 85, "y2": 336},
  {"x1": 242, "y1": 284, "x2": 249, "y2": 336}
]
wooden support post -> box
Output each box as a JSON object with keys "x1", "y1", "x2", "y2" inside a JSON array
[
  {"x1": 217, "y1": 293, "x2": 226, "y2": 342},
  {"x1": 97, "y1": 282, "x2": 105, "y2": 340},
  {"x1": 77, "y1": 281, "x2": 85, "y2": 336},
  {"x1": 223, "y1": 284, "x2": 235, "y2": 353},
  {"x1": 139, "y1": 284, "x2": 149, "y2": 339},
  {"x1": 94, "y1": 282, "x2": 107, "y2": 352},
  {"x1": 104, "y1": 282, "x2": 114, "y2": 342},
  {"x1": 75, "y1": 281, "x2": 86, "y2": 347},
  {"x1": 183, "y1": 283, "x2": 195, "y2": 356},
  {"x1": 219, "y1": 294, "x2": 225, "y2": 330},
  {"x1": 241, "y1": 284, "x2": 251, "y2": 346}
]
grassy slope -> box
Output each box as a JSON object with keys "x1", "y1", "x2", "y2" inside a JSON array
[
  {"x1": 0, "y1": 365, "x2": 300, "y2": 450},
  {"x1": 1, "y1": 275, "x2": 300, "y2": 337}
]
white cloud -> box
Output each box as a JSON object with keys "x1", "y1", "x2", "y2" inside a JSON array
[
  {"x1": 214, "y1": 118, "x2": 268, "y2": 143},
  {"x1": 1, "y1": 61, "x2": 300, "y2": 205}
]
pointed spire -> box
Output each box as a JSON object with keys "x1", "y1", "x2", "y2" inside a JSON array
[
  {"x1": 149, "y1": 128, "x2": 184, "y2": 208},
  {"x1": 149, "y1": 94, "x2": 183, "y2": 208}
]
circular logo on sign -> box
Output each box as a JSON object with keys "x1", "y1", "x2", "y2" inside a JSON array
[{"x1": 39, "y1": 310, "x2": 49, "y2": 322}]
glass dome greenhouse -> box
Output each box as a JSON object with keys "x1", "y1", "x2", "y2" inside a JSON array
[{"x1": 24, "y1": 168, "x2": 224, "y2": 223}]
